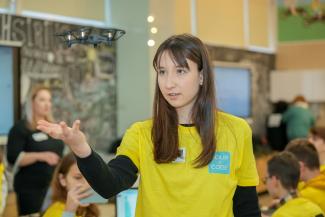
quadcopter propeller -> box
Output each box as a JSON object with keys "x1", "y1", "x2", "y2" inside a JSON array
[{"x1": 101, "y1": 28, "x2": 125, "y2": 41}]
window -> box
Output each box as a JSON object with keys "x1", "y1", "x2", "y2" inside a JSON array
[
  {"x1": 0, "y1": 45, "x2": 20, "y2": 137},
  {"x1": 214, "y1": 66, "x2": 251, "y2": 118}
]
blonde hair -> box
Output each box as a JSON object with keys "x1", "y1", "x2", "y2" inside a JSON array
[{"x1": 25, "y1": 85, "x2": 54, "y2": 129}]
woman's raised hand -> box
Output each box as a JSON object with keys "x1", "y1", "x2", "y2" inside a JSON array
[{"x1": 37, "y1": 120, "x2": 91, "y2": 158}]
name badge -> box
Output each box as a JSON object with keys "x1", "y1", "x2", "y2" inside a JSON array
[
  {"x1": 172, "y1": 147, "x2": 186, "y2": 163},
  {"x1": 32, "y1": 132, "x2": 49, "y2": 142},
  {"x1": 208, "y1": 152, "x2": 230, "y2": 174}
]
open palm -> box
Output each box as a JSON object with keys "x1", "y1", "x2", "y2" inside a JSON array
[{"x1": 37, "y1": 120, "x2": 91, "y2": 157}]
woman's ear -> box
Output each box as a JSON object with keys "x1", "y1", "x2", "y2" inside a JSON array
[{"x1": 58, "y1": 173, "x2": 67, "y2": 187}]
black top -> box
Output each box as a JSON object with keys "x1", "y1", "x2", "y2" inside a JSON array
[
  {"x1": 77, "y1": 150, "x2": 261, "y2": 217},
  {"x1": 7, "y1": 120, "x2": 64, "y2": 191}
]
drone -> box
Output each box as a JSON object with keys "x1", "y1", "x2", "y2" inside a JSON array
[{"x1": 55, "y1": 27, "x2": 126, "y2": 48}]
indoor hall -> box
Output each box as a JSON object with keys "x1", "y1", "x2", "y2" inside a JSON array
[{"x1": 1, "y1": 0, "x2": 325, "y2": 217}]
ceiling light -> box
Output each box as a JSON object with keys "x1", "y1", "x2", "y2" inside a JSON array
[
  {"x1": 147, "y1": 39, "x2": 155, "y2": 47},
  {"x1": 150, "y1": 27, "x2": 158, "y2": 34},
  {"x1": 147, "y1": 16, "x2": 154, "y2": 23}
]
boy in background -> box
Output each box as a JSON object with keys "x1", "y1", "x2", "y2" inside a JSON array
[
  {"x1": 263, "y1": 152, "x2": 323, "y2": 217},
  {"x1": 286, "y1": 139, "x2": 325, "y2": 212}
]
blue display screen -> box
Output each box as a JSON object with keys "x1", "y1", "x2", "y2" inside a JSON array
[
  {"x1": 116, "y1": 188, "x2": 138, "y2": 217},
  {"x1": 214, "y1": 66, "x2": 251, "y2": 118},
  {"x1": 0, "y1": 46, "x2": 14, "y2": 135}
]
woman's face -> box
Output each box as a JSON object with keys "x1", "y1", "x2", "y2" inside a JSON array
[
  {"x1": 157, "y1": 51, "x2": 203, "y2": 115},
  {"x1": 32, "y1": 89, "x2": 52, "y2": 118},
  {"x1": 60, "y1": 163, "x2": 90, "y2": 191}
]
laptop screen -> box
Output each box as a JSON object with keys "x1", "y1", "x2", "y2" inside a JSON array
[{"x1": 116, "y1": 188, "x2": 138, "y2": 217}]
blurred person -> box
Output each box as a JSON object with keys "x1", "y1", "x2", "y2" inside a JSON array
[
  {"x1": 43, "y1": 153, "x2": 99, "y2": 217},
  {"x1": 6, "y1": 86, "x2": 64, "y2": 216},
  {"x1": 0, "y1": 158, "x2": 8, "y2": 215},
  {"x1": 282, "y1": 95, "x2": 315, "y2": 141},
  {"x1": 266, "y1": 101, "x2": 289, "y2": 151},
  {"x1": 309, "y1": 127, "x2": 325, "y2": 172},
  {"x1": 263, "y1": 152, "x2": 324, "y2": 217},
  {"x1": 286, "y1": 139, "x2": 325, "y2": 212}
]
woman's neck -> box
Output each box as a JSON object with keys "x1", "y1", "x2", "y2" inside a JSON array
[
  {"x1": 176, "y1": 104, "x2": 194, "y2": 124},
  {"x1": 34, "y1": 114, "x2": 46, "y2": 123},
  {"x1": 177, "y1": 111, "x2": 192, "y2": 124}
]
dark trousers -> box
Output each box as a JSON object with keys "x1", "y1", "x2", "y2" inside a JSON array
[{"x1": 16, "y1": 188, "x2": 47, "y2": 216}]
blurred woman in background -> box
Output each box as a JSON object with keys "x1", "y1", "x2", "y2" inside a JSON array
[{"x1": 6, "y1": 85, "x2": 64, "y2": 216}]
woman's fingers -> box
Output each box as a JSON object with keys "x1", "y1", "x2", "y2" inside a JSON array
[
  {"x1": 37, "y1": 120, "x2": 60, "y2": 137},
  {"x1": 76, "y1": 191, "x2": 92, "y2": 200},
  {"x1": 70, "y1": 185, "x2": 92, "y2": 201},
  {"x1": 37, "y1": 119, "x2": 51, "y2": 127},
  {"x1": 59, "y1": 121, "x2": 69, "y2": 136},
  {"x1": 36, "y1": 120, "x2": 51, "y2": 133},
  {"x1": 72, "y1": 185, "x2": 90, "y2": 195},
  {"x1": 72, "y1": 120, "x2": 81, "y2": 133}
]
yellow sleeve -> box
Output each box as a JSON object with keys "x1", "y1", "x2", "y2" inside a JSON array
[
  {"x1": 236, "y1": 122, "x2": 259, "y2": 186},
  {"x1": 116, "y1": 123, "x2": 141, "y2": 169}
]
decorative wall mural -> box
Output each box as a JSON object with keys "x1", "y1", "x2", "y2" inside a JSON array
[
  {"x1": 0, "y1": 13, "x2": 117, "y2": 150},
  {"x1": 278, "y1": 0, "x2": 325, "y2": 41}
]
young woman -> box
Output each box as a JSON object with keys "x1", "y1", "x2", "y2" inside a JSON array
[
  {"x1": 6, "y1": 86, "x2": 64, "y2": 216},
  {"x1": 37, "y1": 34, "x2": 260, "y2": 217},
  {"x1": 43, "y1": 153, "x2": 99, "y2": 217}
]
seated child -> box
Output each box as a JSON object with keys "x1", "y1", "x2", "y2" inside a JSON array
[
  {"x1": 263, "y1": 152, "x2": 324, "y2": 217},
  {"x1": 286, "y1": 139, "x2": 325, "y2": 212},
  {"x1": 43, "y1": 153, "x2": 99, "y2": 217}
]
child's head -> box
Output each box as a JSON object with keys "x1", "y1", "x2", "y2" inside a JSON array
[
  {"x1": 266, "y1": 152, "x2": 300, "y2": 199},
  {"x1": 286, "y1": 139, "x2": 320, "y2": 170},
  {"x1": 52, "y1": 152, "x2": 89, "y2": 200},
  {"x1": 51, "y1": 153, "x2": 99, "y2": 217}
]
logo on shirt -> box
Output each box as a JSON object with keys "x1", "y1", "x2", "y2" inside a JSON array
[
  {"x1": 172, "y1": 147, "x2": 186, "y2": 163},
  {"x1": 208, "y1": 152, "x2": 230, "y2": 174},
  {"x1": 32, "y1": 132, "x2": 48, "y2": 142}
]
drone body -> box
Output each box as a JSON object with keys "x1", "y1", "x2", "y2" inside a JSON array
[{"x1": 56, "y1": 27, "x2": 126, "y2": 48}]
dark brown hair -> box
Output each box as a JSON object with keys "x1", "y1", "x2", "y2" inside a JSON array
[
  {"x1": 286, "y1": 138, "x2": 320, "y2": 170},
  {"x1": 152, "y1": 34, "x2": 217, "y2": 167},
  {"x1": 51, "y1": 153, "x2": 99, "y2": 217},
  {"x1": 267, "y1": 152, "x2": 300, "y2": 190}
]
